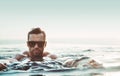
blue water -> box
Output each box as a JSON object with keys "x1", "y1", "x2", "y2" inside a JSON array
[{"x1": 0, "y1": 40, "x2": 120, "y2": 76}]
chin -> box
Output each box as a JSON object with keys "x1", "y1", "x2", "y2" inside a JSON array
[
  {"x1": 33, "y1": 54, "x2": 40, "y2": 57},
  {"x1": 33, "y1": 52, "x2": 42, "y2": 57}
]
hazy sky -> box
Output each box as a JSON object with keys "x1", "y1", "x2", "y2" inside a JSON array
[{"x1": 0, "y1": 0, "x2": 120, "y2": 44}]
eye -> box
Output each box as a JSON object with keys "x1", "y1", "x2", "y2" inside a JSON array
[
  {"x1": 28, "y1": 41, "x2": 36, "y2": 47},
  {"x1": 37, "y1": 42, "x2": 45, "y2": 47}
]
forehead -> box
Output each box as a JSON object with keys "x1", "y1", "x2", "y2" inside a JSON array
[{"x1": 28, "y1": 34, "x2": 45, "y2": 41}]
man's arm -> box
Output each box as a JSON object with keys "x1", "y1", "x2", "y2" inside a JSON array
[
  {"x1": 63, "y1": 57, "x2": 103, "y2": 68},
  {"x1": 88, "y1": 59, "x2": 103, "y2": 68},
  {"x1": 0, "y1": 51, "x2": 28, "y2": 71},
  {"x1": 0, "y1": 63, "x2": 7, "y2": 71}
]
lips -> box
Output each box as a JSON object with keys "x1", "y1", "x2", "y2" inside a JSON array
[
  {"x1": 34, "y1": 50, "x2": 40, "y2": 54},
  {"x1": 30, "y1": 48, "x2": 43, "y2": 58},
  {"x1": 34, "y1": 49, "x2": 39, "y2": 52},
  {"x1": 34, "y1": 48, "x2": 40, "y2": 52}
]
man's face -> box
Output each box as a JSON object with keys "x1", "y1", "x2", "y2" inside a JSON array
[{"x1": 27, "y1": 33, "x2": 46, "y2": 61}]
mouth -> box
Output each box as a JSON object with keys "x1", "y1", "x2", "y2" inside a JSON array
[
  {"x1": 34, "y1": 49, "x2": 39, "y2": 52},
  {"x1": 32, "y1": 49, "x2": 40, "y2": 55},
  {"x1": 32, "y1": 48, "x2": 43, "y2": 56}
]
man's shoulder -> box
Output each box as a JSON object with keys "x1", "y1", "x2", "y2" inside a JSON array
[
  {"x1": 14, "y1": 51, "x2": 29, "y2": 61},
  {"x1": 43, "y1": 51, "x2": 50, "y2": 57},
  {"x1": 23, "y1": 51, "x2": 29, "y2": 55},
  {"x1": 43, "y1": 51, "x2": 57, "y2": 59}
]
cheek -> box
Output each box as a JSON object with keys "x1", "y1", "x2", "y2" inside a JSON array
[{"x1": 29, "y1": 47, "x2": 33, "y2": 51}]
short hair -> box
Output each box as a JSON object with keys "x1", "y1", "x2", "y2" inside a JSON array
[{"x1": 27, "y1": 27, "x2": 46, "y2": 41}]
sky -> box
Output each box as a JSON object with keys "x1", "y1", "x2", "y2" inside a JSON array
[{"x1": 0, "y1": 0, "x2": 120, "y2": 45}]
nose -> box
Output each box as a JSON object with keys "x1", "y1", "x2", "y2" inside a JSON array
[{"x1": 34, "y1": 43, "x2": 39, "y2": 48}]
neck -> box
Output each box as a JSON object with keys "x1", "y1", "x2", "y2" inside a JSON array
[{"x1": 30, "y1": 56, "x2": 43, "y2": 61}]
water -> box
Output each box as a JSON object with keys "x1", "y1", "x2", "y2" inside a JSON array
[{"x1": 0, "y1": 39, "x2": 120, "y2": 76}]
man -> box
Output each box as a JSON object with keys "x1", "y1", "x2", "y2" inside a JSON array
[
  {"x1": 14, "y1": 27, "x2": 57, "y2": 61},
  {"x1": 0, "y1": 27, "x2": 102, "y2": 71}
]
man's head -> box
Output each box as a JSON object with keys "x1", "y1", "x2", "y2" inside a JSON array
[{"x1": 27, "y1": 27, "x2": 47, "y2": 61}]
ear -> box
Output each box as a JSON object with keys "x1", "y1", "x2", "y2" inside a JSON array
[{"x1": 44, "y1": 41, "x2": 47, "y2": 48}]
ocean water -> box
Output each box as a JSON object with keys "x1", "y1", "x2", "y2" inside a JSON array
[{"x1": 0, "y1": 39, "x2": 120, "y2": 76}]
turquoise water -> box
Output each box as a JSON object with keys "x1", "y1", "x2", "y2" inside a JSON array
[{"x1": 0, "y1": 40, "x2": 120, "y2": 76}]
